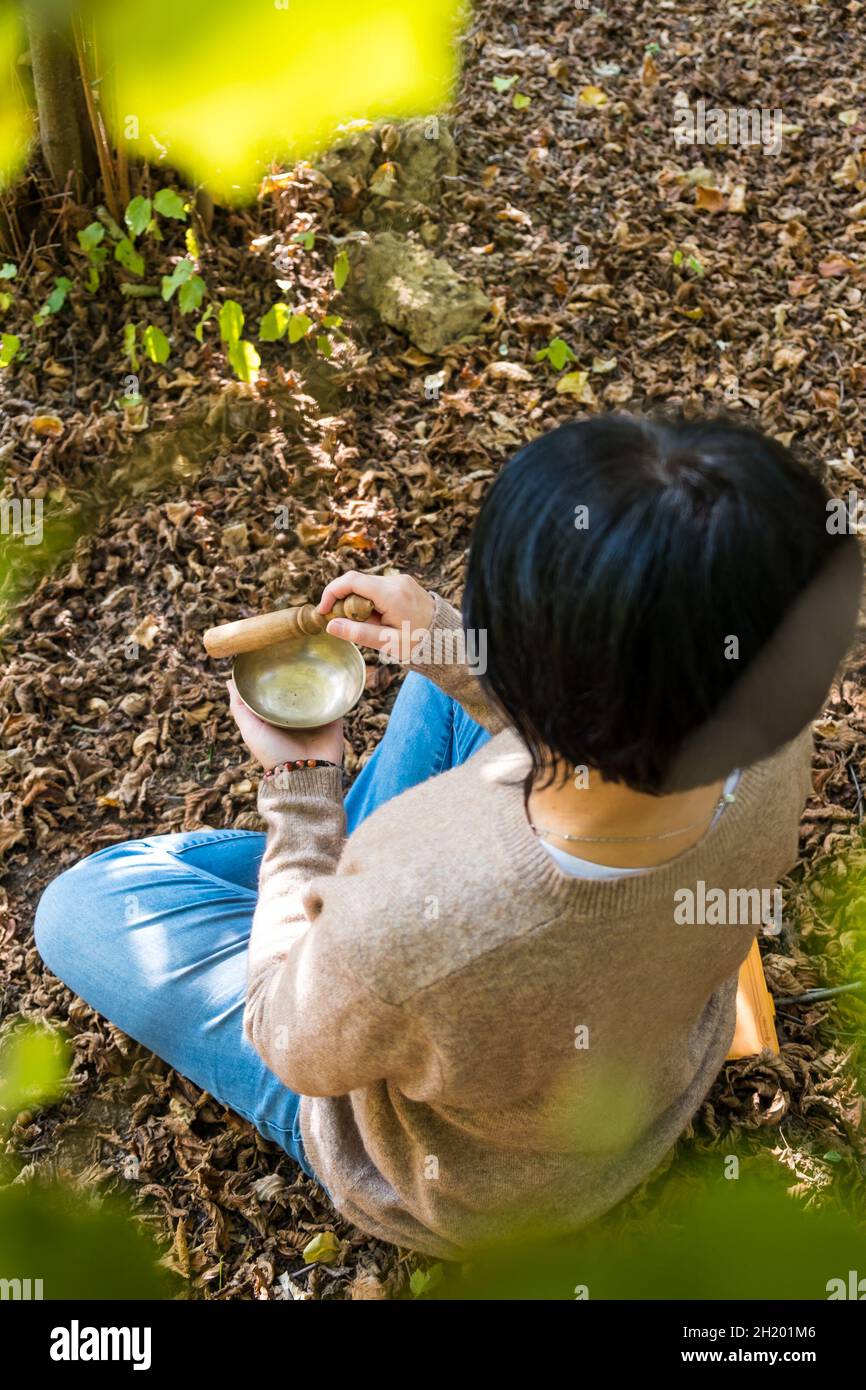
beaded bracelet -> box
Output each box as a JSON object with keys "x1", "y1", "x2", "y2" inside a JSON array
[{"x1": 263, "y1": 758, "x2": 339, "y2": 780}]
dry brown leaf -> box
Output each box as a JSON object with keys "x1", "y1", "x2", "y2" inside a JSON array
[
  {"x1": 487, "y1": 361, "x2": 533, "y2": 383},
  {"x1": 695, "y1": 186, "x2": 727, "y2": 213},
  {"x1": 129, "y1": 615, "x2": 161, "y2": 651}
]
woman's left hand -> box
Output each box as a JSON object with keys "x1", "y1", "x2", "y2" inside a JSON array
[{"x1": 227, "y1": 680, "x2": 344, "y2": 771}]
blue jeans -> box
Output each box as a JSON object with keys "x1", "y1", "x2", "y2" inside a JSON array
[{"x1": 34, "y1": 673, "x2": 490, "y2": 1177}]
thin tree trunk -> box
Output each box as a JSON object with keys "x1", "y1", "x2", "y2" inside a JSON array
[{"x1": 23, "y1": 0, "x2": 90, "y2": 196}]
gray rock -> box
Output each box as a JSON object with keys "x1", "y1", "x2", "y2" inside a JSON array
[
  {"x1": 316, "y1": 118, "x2": 456, "y2": 207},
  {"x1": 352, "y1": 232, "x2": 490, "y2": 354},
  {"x1": 388, "y1": 117, "x2": 457, "y2": 204}
]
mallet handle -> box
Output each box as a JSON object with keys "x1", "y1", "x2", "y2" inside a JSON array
[{"x1": 203, "y1": 594, "x2": 373, "y2": 658}]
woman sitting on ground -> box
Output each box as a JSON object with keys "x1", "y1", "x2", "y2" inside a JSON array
[{"x1": 35, "y1": 415, "x2": 861, "y2": 1259}]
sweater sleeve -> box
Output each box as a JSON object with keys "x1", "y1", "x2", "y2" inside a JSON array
[
  {"x1": 407, "y1": 592, "x2": 507, "y2": 735},
  {"x1": 244, "y1": 768, "x2": 431, "y2": 1096}
]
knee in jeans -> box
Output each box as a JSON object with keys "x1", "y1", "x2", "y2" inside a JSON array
[
  {"x1": 34, "y1": 845, "x2": 128, "y2": 983},
  {"x1": 34, "y1": 861, "x2": 86, "y2": 980}
]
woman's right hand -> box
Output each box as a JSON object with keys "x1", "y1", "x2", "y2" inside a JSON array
[{"x1": 318, "y1": 570, "x2": 435, "y2": 662}]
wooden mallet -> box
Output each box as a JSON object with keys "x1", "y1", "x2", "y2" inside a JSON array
[{"x1": 203, "y1": 593, "x2": 374, "y2": 659}]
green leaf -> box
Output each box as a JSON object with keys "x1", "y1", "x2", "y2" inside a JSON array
[
  {"x1": 333, "y1": 249, "x2": 350, "y2": 291},
  {"x1": 227, "y1": 338, "x2": 260, "y2": 382},
  {"x1": 686, "y1": 255, "x2": 704, "y2": 277},
  {"x1": 115, "y1": 237, "x2": 145, "y2": 275},
  {"x1": 259, "y1": 302, "x2": 291, "y2": 341},
  {"x1": 78, "y1": 222, "x2": 106, "y2": 253},
  {"x1": 195, "y1": 303, "x2": 214, "y2": 343},
  {"x1": 219, "y1": 298, "x2": 244, "y2": 345},
  {"x1": 153, "y1": 188, "x2": 187, "y2": 220},
  {"x1": 0, "y1": 332, "x2": 20, "y2": 367},
  {"x1": 512, "y1": 92, "x2": 531, "y2": 110},
  {"x1": 161, "y1": 257, "x2": 195, "y2": 301},
  {"x1": 409, "y1": 1264, "x2": 444, "y2": 1298},
  {"x1": 124, "y1": 196, "x2": 152, "y2": 238},
  {"x1": 672, "y1": 249, "x2": 684, "y2": 266},
  {"x1": 0, "y1": 292, "x2": 11, "y2": 314},
  {"x1": 142, "y1": 323, "x2": 170, "y2": 363},
  {"x1": 178, "y1": 275, "x2": 205, "y2": 314},
  {"x1": 301, "y1": 1231, "x2": 341, "y2": 1265},
  {"x1": 0, "y1": 262, "x2": 17, "y2": 280},
  {"x1": 492, "y1": 75, "x2": 518, "y2": 93},
  {"x1": 823, "y1": 1151, "x2": 843, "y2": 1164},
  {"x1": 316, "y1": 334, "x2": 332, "y2": 357},
  {"x1": 321, "y1": 314, "x2": 342, "y2": 329},
  {"x1": 287, "y1": 312, "x2": 313, "y2": 344},
  {"x1": 291, "y1": 231, "x2": 315, "y2": 250},
  {"x1": 123, "y1": 321, "x2": 139, "y2": 371},
  {"x1": 185, "y1": 226, "x2": 200, "y2": 259},
  {"x1": 36, "y1": 276, "x2": 73, "y2": 322},
  {"x1": 535, "y1": 336, "x2": 576, "y2": 371}
]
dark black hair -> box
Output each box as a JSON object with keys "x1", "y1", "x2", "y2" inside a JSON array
[{"x1": 463, "y1": 414, "x2": 862, "y2": 794}]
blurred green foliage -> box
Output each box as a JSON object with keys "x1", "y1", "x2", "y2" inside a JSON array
[
  {"x1": 0, "y1": 1025, "x2": 176, "y2": 1300},
  {"x1": 0, "y1": 1023, "x2": 68, "y2": 1117},
  {"x1": 87, "y1": 0, "x2": 463, "y2": 200},
  {"x1": 443, "y1": 1157, "x2": 866, "y2": 1300}
]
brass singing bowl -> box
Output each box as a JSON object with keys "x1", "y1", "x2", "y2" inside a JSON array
[{"x1": 232, "y1": 633, "x2": 366, "y2": 729}]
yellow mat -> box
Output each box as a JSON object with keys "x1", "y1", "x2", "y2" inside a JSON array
[{"x1": 728, "y1": 938, "x2": 779, "y2": 1058}]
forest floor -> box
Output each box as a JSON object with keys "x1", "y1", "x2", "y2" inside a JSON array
[{"x1": 1, "y1": 0, "x2": 865, "y2": 1299}]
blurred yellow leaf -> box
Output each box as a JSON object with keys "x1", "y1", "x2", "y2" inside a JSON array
[
  {"x1": 0, "y1": 5, "x2": 29, "y2": 184},
  {"x1": 91, "y1": 0, "x2": 462, "y2": 201},
  {"x1": 30, "y1": 415, "x2": 65, "y2": 437},
  {"x1": 578, "y1": 85, "x2": 608, "y2": 107},
  {"x1": 0, "y1": 1026, "x2": 69, "y2": 1126}
]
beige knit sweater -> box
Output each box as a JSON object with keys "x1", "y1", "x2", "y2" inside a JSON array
[{"x1": 244, "y1": 596, "x2": 812, "y2": 1259}]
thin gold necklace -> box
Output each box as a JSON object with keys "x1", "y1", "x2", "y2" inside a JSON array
[{"x1": 529, "y1": 790, "x2": 736, "y2": 845}]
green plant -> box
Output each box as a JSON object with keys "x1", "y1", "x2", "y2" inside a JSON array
[
  {"x1": 161, "y1": 257, "x2": 205, "y2": 312},
  {"x1": 142, "y1": 323, "x2": 170, "y2": 364},
  {"x1": 333, "y1": 249, "x2": 350, "y2": 291},
  {"x1": 672, "y1": 247, "x2": 705, "y2": 276},
  {"x1": 219, "y1": 298, "x2": 260, "y2": 382},
  {"x1": 0, "y1": 331, "x2": 20, "y2": 367},
  {"x1": 77, "y1": 222, "x2": 108, "y2": 290},
  {"x1": 535, "y1": 336, "x2": 577, "y2": 371},
  {"x1": 0, "y1": 262, "x2": 16, "y2": 315},
  {"x1": 34, "y1": 275, "x2": 73, "y2": 326}
]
